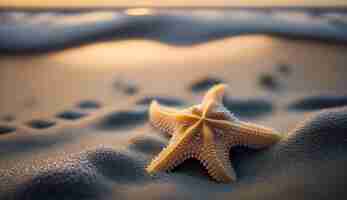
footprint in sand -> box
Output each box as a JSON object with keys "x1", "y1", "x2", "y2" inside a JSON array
[
  {"x1": 277, "y1": 63, "x2": 292, "y2": 76},
  {"x1": 258, "y1": 63, "x2": 293, "y2": 91},
  {"x1": 56, "y1": 110, "x2": 88, "y2": 121},
  {"x1": 113, "y1": 79, "x2": 139, "y2": 96},
  {"x1": 223, "y1": 96, "x2": 273, "y2": 118},
  {"x1": 26, "y1": 119, "x2": 56, "y2": 129},
  {"x1": 136, "y1": 96, "x2": 185, "y2": 106},
  {"x1": 128, "y1": 134, "x2": 168, "y2": 156},
  {"x1": 288, "y1": 95, "x2": 347, "y2": 111},
  {"x1": 189, "y1": 77, "x2": 224, "y2": 93},
  {"x1": 0, "y1": 125, "x2": 16, "y2": 135},
  {"x1": 258, "y1": 73, "x2": 281, "y2": 91},
  {"x1": 1, "y1": 114, "x2": 15, "y2": 122},
  {"x1": 77, "y1": 100, "x2": 102, "y2": 110},
  {"x1": 92, "y1": 108, "x2": 148, "y2": 131}
]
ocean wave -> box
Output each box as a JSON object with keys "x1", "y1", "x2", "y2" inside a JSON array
[{"x1": 0, "y1": 9, "x2": 347, "y2": 54}]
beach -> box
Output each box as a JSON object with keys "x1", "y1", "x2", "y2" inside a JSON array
[{"x1": 1, "y1": 9, "x2": 347, "y2": 200}]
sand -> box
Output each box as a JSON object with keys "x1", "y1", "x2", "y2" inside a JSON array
[{"x1": 1, "y1": 9, "x2": 347, "y2": 200}]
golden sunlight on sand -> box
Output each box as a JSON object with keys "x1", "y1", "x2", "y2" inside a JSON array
[{"x1": 45, "y1": 35, "x2": 277, "y2": 70}]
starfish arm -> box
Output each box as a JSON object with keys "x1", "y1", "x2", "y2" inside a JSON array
[
  {"x1": 202, "y1": 99, "x2": 216, "y2": 118},
  {"x1": 201, "y1": 84, "x2": 227, "y2": 108},
  {"x1": 146, "y1": 121, "x2": 202, "y2": 173},
  {"x1": 198, "y1": 123, "x2": 237, "y2": 182},
  {"x1": 207, "y1": 119, "x2": 282, "y2": 149},
  {"x1": 149, "y1": 101, "x2": 200, "y2": 136}
]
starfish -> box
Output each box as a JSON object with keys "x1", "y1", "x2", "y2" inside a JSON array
[{"x1": 146, "y1": 84, "x2": 282, "y2": 182}]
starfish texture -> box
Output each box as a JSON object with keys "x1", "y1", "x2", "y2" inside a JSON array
[{"x1": 146, "y1": 84, "x2": 282, "y2": 182}]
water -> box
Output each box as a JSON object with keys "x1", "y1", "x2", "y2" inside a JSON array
[{"x1": 0, "y1": 8, "x2": 347, "y2": 54}]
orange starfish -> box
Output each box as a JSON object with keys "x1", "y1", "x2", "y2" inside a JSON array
[{"x1": 146, "y1": 84, "x2": 282, "y2": 182}]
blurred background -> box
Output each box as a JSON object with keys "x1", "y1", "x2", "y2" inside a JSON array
[{"x1": 1, "y1": 0, "x2": 347, "y2": 7}]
